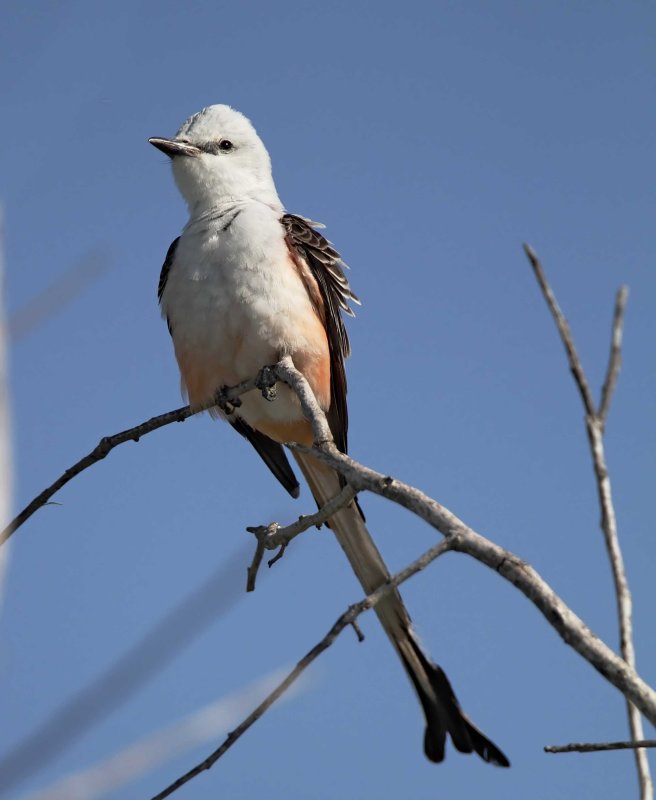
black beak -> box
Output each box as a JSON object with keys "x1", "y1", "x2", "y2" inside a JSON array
[{"x1": 148, "y1": 137, "x2": 201, "y2": 158}]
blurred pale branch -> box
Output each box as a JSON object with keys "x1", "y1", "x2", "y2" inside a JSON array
[
  {"x1": 20, "y1": 668, "x2": 308, "y2": 800},
  {"x1": 0, "y1": 240, "x2": 107, "y2": 623},
  {"x1": 524, "y1": 245, "x2": 650, "y2": 800},
  {"x1": 8, "y1": 248, "x2": 109, "y2": 341},
  {"x1": 0, "y1": 547, "x2": 250, "y2": 796},
  {"x1": 1, "y1": 237, "x2": 108, "y2": 613}
]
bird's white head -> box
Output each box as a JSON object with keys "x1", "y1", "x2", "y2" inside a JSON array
[{"x1": 149, "y1": 104, "x2": 282, "y2": 215}]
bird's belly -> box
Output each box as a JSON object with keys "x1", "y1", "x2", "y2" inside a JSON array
[{"x1": 162, "y1": 234, "x2": 330, "y2": 442}]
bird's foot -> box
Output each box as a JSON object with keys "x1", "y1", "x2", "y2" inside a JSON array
[
  {"x1": 214, "y1": 386, "x2": 242, "y2": 415},
  {"x1": 255, "y1": 365, "x2": 278, "y2": 401}
]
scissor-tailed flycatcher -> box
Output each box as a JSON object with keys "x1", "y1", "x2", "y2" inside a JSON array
[{"x1": 149, "y1": 104, "x2": 509, "y2": 766}]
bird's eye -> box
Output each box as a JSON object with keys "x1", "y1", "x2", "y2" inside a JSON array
[{"x1": 218, "y1": 139, "x2": 234, "y2": 152}]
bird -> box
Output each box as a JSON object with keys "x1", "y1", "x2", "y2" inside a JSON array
[{"x1": 149, "y1": 104, "x2": 509, "y2": 766}]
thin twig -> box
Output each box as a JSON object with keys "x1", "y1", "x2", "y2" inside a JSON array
[
  {"x1": 599, "y1": 286, "x2": 629, "y2": 425},
  {"x1": 524, "y1": 246, "x2": 650, "y2": 800},
  {"x1": 350, "y1": 620, "x2": 365, "y2": 642},
  {"x1": 0, "y1": 376, "x2": 259, "y2": 546},
  {"x1": 150, "y1": 539, "x2": 453, "y2": 800},
  {"x1": 546, "y1": 740, "x2": 656, "y2": 754},
  {"x1": 0, "y1": 405, "x2": 191, "y2": 546},
  {"x1": 523, "y1": 243, "x2": 597, "y2": 417},
  {"x1": 245, "y1": 484, "x2": 357, "y2": 590}
]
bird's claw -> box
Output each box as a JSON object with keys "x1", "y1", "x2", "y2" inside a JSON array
[
  {"x1": 215, "y1": 386, "x2": 242, "y2": 415},
  {"x1": 256, "y1": 366, "x2": 278, "y2": 401}
]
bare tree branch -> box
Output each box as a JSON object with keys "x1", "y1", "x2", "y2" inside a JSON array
[
  {"x1": 150, "y1": 539, "x2": 453, "y2": 800},
  {"x1": 270, "y1": 358, "x2": 656, "y2": 725},
  {"x1": 546, "y1": 740, "x2": 656, "y2": 755},
  {"x1": 524, "y1": 245, "x2": 650, "y2": 800}
]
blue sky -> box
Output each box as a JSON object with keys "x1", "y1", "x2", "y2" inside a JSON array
[{"x1": 1, "y1": 1, "x2": 655, "y2": 798}]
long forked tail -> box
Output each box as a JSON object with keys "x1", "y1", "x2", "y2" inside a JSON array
[{"x1": 293, "y1": 450, "x2": 509, "y2": 766}]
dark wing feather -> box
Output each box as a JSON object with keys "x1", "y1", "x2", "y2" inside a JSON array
[
  {"x1": 158, "y1": 237, "x2": 180, "y2": 334},
  {"x1": 281, "y1": 214, "x2": 360, "y2": 456},
  {"x1": 230, "y1": 417, "x2": 300, "y2": 498}
]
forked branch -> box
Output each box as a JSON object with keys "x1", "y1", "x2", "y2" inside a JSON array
[
  {"x1": 523, "y1": 245, "x2": 649, "y2": 799},
  {"x1": 245, "y1": 483, "x2": 357, "y2": 590}
]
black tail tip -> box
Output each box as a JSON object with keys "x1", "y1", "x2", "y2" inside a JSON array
[
  {"x1": 427, "y1": 663, "x2": 510, "y2": 767},
  {"x1": 424, "y1": 724, "x2": 511, "y2": 767}
]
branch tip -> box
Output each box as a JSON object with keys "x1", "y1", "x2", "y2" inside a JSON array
[{"x1": 350, "y1": 620, "x2": 365, "y2": 642}]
